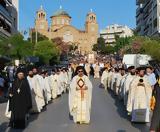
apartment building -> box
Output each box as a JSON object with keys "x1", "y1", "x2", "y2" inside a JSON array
[
  {"x1": 100, "y1": 24, "x2": 133, "y2": 45},
  {"x1": 0, "y1": 0, "x2": 18, "y2": 38},
  {"x1": 136, "y1": 0, "x2": 160, "y2": 36}
]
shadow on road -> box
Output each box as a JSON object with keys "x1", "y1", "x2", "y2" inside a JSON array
[
  {"x1": 109, "y1": 90, "x2": 130, "y2": 121},
  {"x1": 108, "y1": 90, "x2": 150, "y2": 132},
  {"x1": 0, "y1": 122, "x2": 9, "y2": 132},
  {"x1": 0, "y1": 113, "x2": 39, "y2": 132}
]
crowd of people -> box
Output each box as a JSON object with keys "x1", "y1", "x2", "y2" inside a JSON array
[
  {"x1": 101, "y1": 64, "x2": 160, "y2": 132},
  {"x1": 3, "y1": 62, "x2": 94, "y2": 129},
  {"x1": 1, "y1": 55, "x2": 160, "y2": 131},
  {"x1": 4, "y1": 65, "x2": 72, "y2": 129}
]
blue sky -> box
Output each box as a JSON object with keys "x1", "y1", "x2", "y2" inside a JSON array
[{"x1": 19, "y1": 0, "x2": 136, "y2": 32}]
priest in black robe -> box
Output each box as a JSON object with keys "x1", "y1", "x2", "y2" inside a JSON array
[
  {"x1": 9, "y1": 68, "x2": 32, "y2": 129},
  {"x1": 150, "y1": 82, "x2": 160, "y2": 132}
]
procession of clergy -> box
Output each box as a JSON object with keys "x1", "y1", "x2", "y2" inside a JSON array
[
  {"x1": 6, "y1": 59, "x2": 159, "y2": 130},
  {"x1": 6, "y1": 62, "x2": 94, "y2": 129},
  {"x1": 101, "y1": 64, "x2": 158, "y2": 125}
]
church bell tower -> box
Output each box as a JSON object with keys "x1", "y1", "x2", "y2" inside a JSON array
[
  {"x1": 35, "y1": 5, "x2": 48, "y2": 33},
  {"x1": 85, "y1": 9, "x2": 98, "y2": 34}
]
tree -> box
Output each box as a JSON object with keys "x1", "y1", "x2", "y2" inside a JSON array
[
  {"x1": 51, "y1": 37, "x2": 70, "y2": 61},
  {"x1": 141, "y1": 38, "x2": 160, "y2": 61},
  {"x1": 28, "y1": 31, "x2": 49, "y2": 44},
  {"x1": 114, "y1": 37, "x2": 132, "y2": 52},
  {"x1": 92, "y1": 37, "x2": 106, "y2": 54},
  {"x1": 0, "y1": 34, "x2": 34, "y2": 59},
  {"x1": 97, "y1": 37, "x2": 105, "y2": 51},
  {"x1": 122, "y1": 36, "x2": 160, "y2": 61},
  {"x1": 51, "y1": 37, "x2": 69, "y2": 53},
  {"x1": 92, "y1": 43, "x2": 98, "y2": 52},
  {"x1": 34, "y1": 40, "x2": 60, "y2": 64},
  {"x1": 103, "y1": 46, "x2": 115, "y2": 54}
]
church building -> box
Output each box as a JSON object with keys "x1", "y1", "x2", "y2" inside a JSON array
[{"x1": 33, "y1": 6, "x2": 99, "y2": 54}]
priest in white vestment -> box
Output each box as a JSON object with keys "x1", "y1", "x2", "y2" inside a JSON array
[
  {"x1": 49, "y1": 69, "x2": 58, "y2": 99},
  {"x1": 101, "y1": 68, "x2": 109, "y2": 90},
  {"x1": 69, "y1": 66, "x2": 92, "y2": 124},
  {"x1": 27, "y1": 70, "x2": 42, "y2": 113},
  {"x1": 127, "y1": 67, "x2": 152, "y2": 122},
  {"x1": 55, "y1": 69, "x2": 64, "y2": 96},
  {"x1": 123, "y1": 66, "x2": 136, "y2": 106},
  {"x1": 61, "y1": 68, "x2": 69, "y2": 93},
  {"x1": 107, "y1": 69, "x2": 113, "y2": 89},
  {"x1": 32, "y1": 68, "x2": 45, "y2": 108},
  {"x1": 119, "y1": 72, "x2": 127, "y2": 100},
  {"x1": 94, "y1": 63, "x2": 100, "y2": 79},
  {"x1": 44, "y1": 72, "x2": 52, "y2": 104},
  {"x1": 115, "y1": 71, "x2": 123, "y2": 95},
  {"x1": 68, "y1": 64, "x2": 74, "y2": 83},
  {"x1": 39, "y1": 70, "x2": 51, "y2": 105},
  {"x1": 111, "y1": 68, "x2": 118, "y2": 92},
  {"x1": 85, "y1": 62, "x2": 91, "y2": 77}
]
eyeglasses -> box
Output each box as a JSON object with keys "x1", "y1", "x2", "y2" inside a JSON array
[{"x1": 78, "y1": 70, "x2": 83, "y2": 73}]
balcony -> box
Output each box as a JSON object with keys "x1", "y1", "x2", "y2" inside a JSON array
[
  {"x1": 136, "y1": 0, "x2": 145, "y2": 5},
  {"x1": 0, "y1": 27, "x2": 11, "y2": 37},
  {"x1": 0, "y1": 4, "x2": 12, "y2": 22}
]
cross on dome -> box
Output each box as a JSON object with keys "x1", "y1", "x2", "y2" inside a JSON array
[{"x1": 40, "y1": 5, "x2": 43, "y2": 10}]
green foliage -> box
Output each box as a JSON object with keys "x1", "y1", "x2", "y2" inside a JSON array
[
  {"x1": 114, "y1": 37, "x2": 132, "y2": 52},
  {"x1": 0, "y1": 33, "x2": 34, "y2": 59},
  {"x1": 34, "y1": 40, "x2": 60, "y2": 64},
  {"x1": 97, "y1": 37, "x2": 105, "y2": 50},
  {"x1": 92, "y1": 37, "x2": 105, "y2": 53},
  {"x1": 92, "y1": 37, "x2": 116, "y2": 54},
  {"x1": 120, "y1": 36, "x2": 160, "y2": 61},
  {"x1": 103, "y1": 46, "x2": 115, "y2": 54},
  {"x1": 92, "y1": 43, "x2": 98, "y2": 51},
  {"x1": 28, "y1": 31, "x2": 49, "y2": 44},
  {"x1": 68, "y1": 44, "x2": 78, "y2": 51},
  {"x1": 141, "y1": 38, "x2": 160, "y2": 61}
]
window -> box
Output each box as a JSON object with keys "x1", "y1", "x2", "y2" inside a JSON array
[
  {"x1": 14, "y1": 18, "x2": 16, "y2": 27},
  {"x1": 154, "y1": 18, "x2": 157, "y2": 28},
  {"x1": 57, "y1": 19, "x2": 60, "y2": 24},
  {"x1": 62, "y1": 19, "x2": 65, "y2": 24}
]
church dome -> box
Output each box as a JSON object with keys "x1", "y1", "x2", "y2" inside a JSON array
[{"x1": 51, "y1": 8, "x2": 71, "y2": 18}]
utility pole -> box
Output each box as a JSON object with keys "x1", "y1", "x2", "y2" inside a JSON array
[{"x1": 35, "y1": 29, "x2": 38, "y2": 44}]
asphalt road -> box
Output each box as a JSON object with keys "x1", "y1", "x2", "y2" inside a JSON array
[{"x1": 0, "y1": 78, "x2": 150, "y2": 132}]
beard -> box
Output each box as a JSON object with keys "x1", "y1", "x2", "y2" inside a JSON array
[
  {"x1": 29, "y1": 74, "x2": 34, "y2": 78},
  {"x1": 130, "y1": 72, "x2": 135, "y2": 75},
  {"x1": 139, "y1": 75, "x2": 144, "y2": 78}
]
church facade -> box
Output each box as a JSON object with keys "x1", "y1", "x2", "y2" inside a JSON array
[{"x1": 33, "y1": 6, "x2": 99, "y2": 54}]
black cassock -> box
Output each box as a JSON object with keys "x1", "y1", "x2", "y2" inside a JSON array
[
  {"x1": 150, "y1": 83, "x2": 160, "y2": 131},
  {"x1": 9, "y1": 78, "x2": 32, "y2": 129}
]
